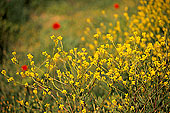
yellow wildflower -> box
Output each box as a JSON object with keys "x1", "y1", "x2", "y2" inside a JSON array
[
  {"x1": 101, "y1": 10, "x2": 105, "y2": 15},
  {"x1": 118, "y1": 104, "x2": 123, "y2": 109},
  {"x1": 45, "y1": 103, "x2": 50, "y2": 108},
  {"x1": 7, "y1": 77, "x2": 14, "y2": 82},
  {"x1": 59, "y1": 104, "x2": 64, "y2": 110},
  {"x1": 27, "y1": 53, "x2": 33, "y2": 61},
  {"x1": 57, "y1": 36, "x2": 63, "y2": 40},
  {"x1": 31, "y1": 61, "x2": 34, "y2": 65},
  {"x1": 17, "y1": 100, "x2": 24, "y2": 105},
  {"x1": 25, "y1": 82, "x2": 28, "y2": 87},
  {"x1": 82, "y1": 108, "x2": 86, "y2": 113},
  {"x1": 86, "y1": 18, "x2": 91, "y2": 23},
  {"x1": 1, "y1": 70, "x2": 6, "y2": 75},
  {"x1": 12, "y1": 51, "x2": 16, "y2": 55},
  {"x1": 112, "y1": 99, "x2": 117, "y2": 105},
  {"x1": 50, "y1": 35, "x2": 55, "y2": 39},
  {"x1": 131, "y1": 106, "x2": 135, "y2": 110},
  {"x1": 25, "y1": 102, "x2": 29, "y2": 106},
  {"x1": 11, "y1": 57, "x2": 17, "y2": 64},
  {"x1": 80, "y1": 100, "x2": 84, "y2": 105},
  {"x1": 33, "y1": 89, "x2": 37, "y2": 94},
  {"x1": 62, "y1": 90, "x2": 67, "y2": 94},
  {"x1": 132, "y1": 81, "x2": 135, "y2": 85}
]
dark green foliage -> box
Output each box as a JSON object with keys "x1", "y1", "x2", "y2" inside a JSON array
[{"x1": 0, "y1": 0, "x2": 46, "y2": 64}]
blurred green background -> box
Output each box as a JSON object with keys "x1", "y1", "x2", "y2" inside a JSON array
[{"x1": 0, "y1": 0, "x2": 138, "y2": 66}]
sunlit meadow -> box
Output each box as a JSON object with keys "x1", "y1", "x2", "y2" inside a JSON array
[{"x1": 1, "y1": 0, "x2": 170, "y2": 112}]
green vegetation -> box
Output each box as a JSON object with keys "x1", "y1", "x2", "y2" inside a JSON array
[{"x1": 1, "y1": 0, "x2": 169, "y2": 112}]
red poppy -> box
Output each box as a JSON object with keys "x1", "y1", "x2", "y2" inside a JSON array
[
  {"x1": 21, "y1": 65, "x2": 28, "y2": 71},
  {"x1": 114, "y1": 3, "x2": 119, "y2": 9},
  {"x1": 53, "y1": 22, "x2": 60, "y2": 30}
]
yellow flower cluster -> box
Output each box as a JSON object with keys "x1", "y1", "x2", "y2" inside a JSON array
[
  {"x1": 1, "y1": 0, "x2": 170, "y2": 112},
  {"x1": 11, "y1": 51, "x2": 18, "y2": 64}
]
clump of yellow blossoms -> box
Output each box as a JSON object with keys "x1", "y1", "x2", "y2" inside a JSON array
[{"x1": 1, "y1": 0, "x2": 170, "y2": 112}]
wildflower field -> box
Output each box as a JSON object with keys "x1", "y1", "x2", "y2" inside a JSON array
[{"x1": 0, "y1": 0, "x2": 170, "y2": 112}]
